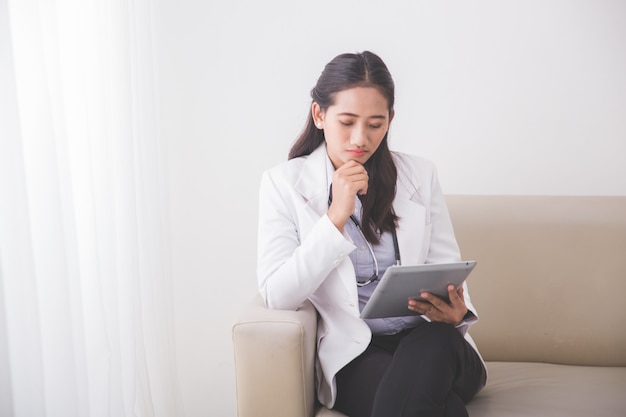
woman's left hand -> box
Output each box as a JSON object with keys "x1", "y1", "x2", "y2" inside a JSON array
[{"x1": 408, "y1": 284, "x2": 468, "y2": 326}]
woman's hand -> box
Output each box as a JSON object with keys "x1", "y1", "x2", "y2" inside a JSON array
[
  {"x1": 407, "y1": 284, "x2": 468, "y2": 326},
  {"x1": 327, "y1": 160, "x2": 369, "y2": 231}
]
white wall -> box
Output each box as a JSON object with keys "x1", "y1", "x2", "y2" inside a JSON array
[{"x1": 153, "y1": 1, "x2": 626, "y2": 416}]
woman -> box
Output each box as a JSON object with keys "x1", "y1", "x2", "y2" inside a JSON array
[{"x1": 257, "y1": 51, "x2": 486, "y2": 417}]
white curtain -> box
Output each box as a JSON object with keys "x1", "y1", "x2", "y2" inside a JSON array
[{"x1": 0, "y1": 0, "x2": 183, "y2": 416}]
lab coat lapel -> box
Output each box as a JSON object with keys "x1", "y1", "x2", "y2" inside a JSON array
[
  {"x1": 393, "y1": 165, "x2": 428, "y2": 265},
  {"x1": 294, "y1": 145, "x2": 330, "y2": 219}
]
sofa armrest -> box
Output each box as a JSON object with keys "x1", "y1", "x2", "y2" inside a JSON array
[{"x1": 232, "y1": 294, "x2": 318, "y2": 417}]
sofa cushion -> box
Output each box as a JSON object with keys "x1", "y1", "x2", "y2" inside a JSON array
[
  {"x1": 316, "y1": 361, "x2": 626, "y2": 417},
  {"x1": 466, "y1": 362, "x2": 626, "y2": 416}
]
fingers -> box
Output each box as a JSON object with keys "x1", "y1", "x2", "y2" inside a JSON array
[
  {"x1": 407, "y1": 299, "x2": 435, "y2": 316},
  {"x1": 407, "y1": 285, "x2": 468, "y2": 325},
  {"x1": 334, "y1": 161, "x2": 369, "y2": 195},
  {"x1": 328, "y1": 161, "x2": 369, "y2": 230},
  {"x1": 448, "y1": 284, "x2": 463, "y2": 303}
]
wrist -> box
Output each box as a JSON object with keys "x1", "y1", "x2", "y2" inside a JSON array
[
  {"x1": 327, "y1": 208, "x2": 349, "y2": 232},
  {"x1": 456, "y1": 309, "x2": 473, "y2": 325}
]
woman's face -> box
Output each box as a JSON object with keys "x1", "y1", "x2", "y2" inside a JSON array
[{"x1": 312, "y1": 86, "x2": 394, "y2": 169}]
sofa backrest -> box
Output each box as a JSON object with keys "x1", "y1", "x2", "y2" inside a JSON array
[{"x1": 446, "y1": 195, "x2": 626, "y2": 366}]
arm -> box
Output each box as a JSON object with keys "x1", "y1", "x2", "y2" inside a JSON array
[
  {"x1": 429, "y1": 164, "x2": 480, "y2": 329},
  {"x1": 405, "y1": 160, "x2": 479, "y2": 333},
  {"x1": 256, "y1": 170, "x2": 355, "y2": 310}
]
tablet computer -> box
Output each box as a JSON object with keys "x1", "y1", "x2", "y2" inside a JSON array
[{"x1": 360, "y1": 261, "x2": 477, "y2": 319}]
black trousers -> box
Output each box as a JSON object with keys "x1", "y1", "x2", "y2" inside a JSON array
[{"x1": 334, "y1": 322, "x2": 487, "y2": 417}]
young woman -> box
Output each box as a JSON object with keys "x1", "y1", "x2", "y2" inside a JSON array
[{"x1": 257, "y1": 51, "x2": 486, "y2": 417}]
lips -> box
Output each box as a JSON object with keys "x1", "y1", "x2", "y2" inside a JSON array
[{"x1": 347, "y1": 149, "x2": 366, "y2": 157}]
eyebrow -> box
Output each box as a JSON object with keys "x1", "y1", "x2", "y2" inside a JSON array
[{"x1": 337, "y1": 112, "x2": 387, "y2": 119}]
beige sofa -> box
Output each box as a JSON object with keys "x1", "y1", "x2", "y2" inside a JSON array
[{"x1": 232, "y1": 196, "x2": 626, "y2": 417}]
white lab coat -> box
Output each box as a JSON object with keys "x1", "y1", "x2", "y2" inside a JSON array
[{"x1": 257, "y1": 144, "x2": 482, "y2": 408}]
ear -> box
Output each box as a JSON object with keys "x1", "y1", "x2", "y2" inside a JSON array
[
  {"x1": 389, "y1": 109, "x2": 395, "y2": 124},
  {"x1": 311, "y1": 102, "x2": 324, "y2": 129}
]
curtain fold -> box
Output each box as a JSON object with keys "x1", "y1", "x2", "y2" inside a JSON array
[{"x1": 0, "y1": 0, "x2": 183, "y2": 416}]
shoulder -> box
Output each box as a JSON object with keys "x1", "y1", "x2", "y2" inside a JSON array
[
  {"x1": 260, "y1": 153, "x2": 318, "y2": 200},
  {"x1": 261, "y1": 144, "x2": 327, "y2": 193},
  {"x1": 391, "y1": 150, "x2": 437, "y2": 181},
  {"x1": 263, "y1": 155, "x2": 308, "y2": 184}
]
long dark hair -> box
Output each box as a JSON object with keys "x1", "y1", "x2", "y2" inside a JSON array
[{"x1": 289, "y1": 51, "x2": 398, "y2": 243}]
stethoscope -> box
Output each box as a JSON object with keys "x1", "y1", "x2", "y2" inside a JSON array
[{"x1": 328, "y1": 186, "x2": 401, "y2": 286}]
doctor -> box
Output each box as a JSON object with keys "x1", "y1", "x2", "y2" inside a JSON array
[{"x1": 257, "y1": 51, "x2": 486, "y2": 417}]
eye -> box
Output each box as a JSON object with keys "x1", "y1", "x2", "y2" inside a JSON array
[
  {"x1": 339, "y1": 121, "x2": 353, "y2": 126},
  {"x1": 369, "y1": 124, "x2": 382, "y2": 129}
]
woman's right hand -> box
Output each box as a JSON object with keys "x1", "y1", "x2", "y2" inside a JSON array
[{"x1": 327, "y1": 160, "x2": 369, "y2": 232}]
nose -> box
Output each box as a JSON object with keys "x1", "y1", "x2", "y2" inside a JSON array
[{"x1": 350, "y1": 124, "x2": 368, "y2": 147}]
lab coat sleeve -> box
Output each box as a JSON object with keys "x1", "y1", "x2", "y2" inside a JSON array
[
  {"x1": 256, "y1": 170, "x2": 356, "y2": 310},
  {"x1": 422, "y1": 161, "x2": 480, "y2": 329}
]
